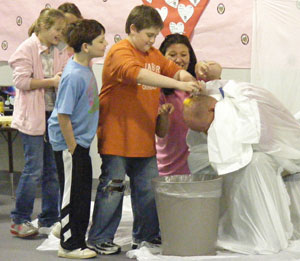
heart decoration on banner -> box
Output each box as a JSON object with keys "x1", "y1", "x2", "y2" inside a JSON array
[
  {"x1": 165, "y1": 0, "x2": 179, "y2": 8},
  {"x1": 178, "y1": 4, "x2": 194, "y2": 23},
  {"x1": 169, "y1": 22, "x2": 185, "y2": 34},
  {"x1": 189, "y1": 0, "x2": 201, "y2": 7},
  {"x1": 141, "y1": 0, "x2": 209, "y2": 38},
  {"x1": 156, "y1": 6, "x2": 168, "y2": 22}
]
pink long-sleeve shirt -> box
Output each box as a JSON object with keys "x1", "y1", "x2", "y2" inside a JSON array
[
  {"x1": 156, "y1": 90, "x2": 191, "y2": 175},
  {"x1": 8, "y1": 33, "x2": 69, "y2": 135}
]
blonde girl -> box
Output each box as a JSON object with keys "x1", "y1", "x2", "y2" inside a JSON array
[{"x1": 8, "y1": 8, "x2": 69, "y2": 238}]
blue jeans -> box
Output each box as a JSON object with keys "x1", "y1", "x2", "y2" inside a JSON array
[
  {"x1": 88, "y1": 155, "x2": 160, "y2": 244},
  {"x1": 10, "y1": 132, "x2": 60, "y2": 226}
]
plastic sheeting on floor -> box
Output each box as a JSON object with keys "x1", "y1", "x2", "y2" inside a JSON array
[
  {"x1": 127, "y1": 241, "x2": 300, "y2": 261},
  {"x1": 36, "y1": 197, "x2": 133, "y2": 251},
  {"x1": 36, "y1": 195, "x2": 300, "y2": 260}
]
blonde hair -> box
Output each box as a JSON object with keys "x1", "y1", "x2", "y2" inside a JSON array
[{"x1": 28, "y1": 8, "x2": 66, "y2": 36}]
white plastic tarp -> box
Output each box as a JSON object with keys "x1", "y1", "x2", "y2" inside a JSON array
[
  {"x1": 205, "y1": 80, "x2": 300, "y2": 176},
  {"x1": 251, "y1": 0, "x2": 300, "y2": 114},
  {"x1": 186, "y1": 80, "x2": 300, "y2": 255}
]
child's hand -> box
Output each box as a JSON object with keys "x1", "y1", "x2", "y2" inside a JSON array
[
  {"x1": 178, "y1": 81, "x2": 203, "y2": 93},
  {"x1": 68, "y1": 143, "x2": 77, "y2": 155},
  {"x1": 192, "y1": 80, "x2": 206, "y2": 96},
  {"x1": 52, "y1": 72, "x2": 62, "y2": 88},
  {"x1": 158, "y1": 103, "x2": 174, "y2": 116},
  {"x1": 156, "y1": 103, "x2": 174, "y2": 138}
]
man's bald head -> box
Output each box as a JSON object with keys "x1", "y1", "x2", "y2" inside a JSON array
[{"x1": 183, "y1": 95, "x2": 217, "y2": 133}]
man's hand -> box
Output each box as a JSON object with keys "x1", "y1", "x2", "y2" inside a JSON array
[{"x1": 195, "y1": 61, "x2": 222, "y2": 82}]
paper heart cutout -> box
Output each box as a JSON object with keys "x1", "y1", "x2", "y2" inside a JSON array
[
  {"x1": 142, "y1": 0, "x2": 209, "y2": 38},
  {"x1": 189, "y1": 0, "x2": 201, "y2": 7},
  {"x1": 169, "y1": 22, "x2": 184, "y2": 34},
  {"x1": 156, "y1": 7, "x2": 168, "y2": 22},
  {"x1": 178, "y1": 4, "x2": 194, "y2": 23},
  {"x1": 165, "y1": 0, "x2": 179, "y2": 8}
]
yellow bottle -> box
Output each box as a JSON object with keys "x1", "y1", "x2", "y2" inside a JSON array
[{"x1": 0, "y1": 100, "x2": 4, "y2": 115}]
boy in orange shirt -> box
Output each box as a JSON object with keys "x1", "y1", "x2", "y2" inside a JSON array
[{"x1": 87, "y1": 5, "x2": 202, "y2": 254}]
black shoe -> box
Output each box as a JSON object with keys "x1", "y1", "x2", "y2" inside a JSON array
[
  {"x1": 150, "y1": 236, "x2": 161, "y2": 245},
  {"x1": 132, "y1": 236, "x2": 162, "y2": 249},
  {"x1": 87, "y1": 241, "x2": 121, "y2": 255}
]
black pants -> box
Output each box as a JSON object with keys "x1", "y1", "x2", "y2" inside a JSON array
[{"x1": 54, "y1": 145, "x2": 92, "y2": 250}]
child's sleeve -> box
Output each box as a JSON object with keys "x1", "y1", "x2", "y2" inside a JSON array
[
  {"x1": 8, "y1": 47, "x2": 34, "y2": 91},
  {"x1": 108, "y1": 47, "x2": 144, "y2": 85},
  {"x1": 56, "y1": 75, "x2": 83, "y2": 115}
]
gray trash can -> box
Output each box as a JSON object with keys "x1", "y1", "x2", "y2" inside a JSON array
[{"x1": 152, "y1": 174, "x2": 222, "y2": 256}]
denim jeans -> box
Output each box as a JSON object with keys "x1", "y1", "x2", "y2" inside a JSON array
[
  {"x1": 88, "y1": 155, "x2": 160, "y2": 245},
  {"x1": 10, "y1": 131, "x2": 60, "y2": 226}
]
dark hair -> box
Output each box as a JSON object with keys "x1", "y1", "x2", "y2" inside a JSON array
[
  {"x1": 66, "y1": 19, "x2": 105, "y2": 53},
  {"x1": 125, "y1": 5, "x2": 163, "y2": 34},
  {"x1": 28, "y1": 8, "x2": 66, "y2": 36},
  {"x1": 58, "y1": 2, "x2": 82, "y2": 18},
  {"x1": 159, "y1": 33, "x2": 197, "y2": 95}
]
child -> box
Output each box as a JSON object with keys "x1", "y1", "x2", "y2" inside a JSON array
[
  {"x1": 156, "y1": 34, "x2": 222, "y2": 176},
  {"x1": 58, "y1": 2, "x2": 83, "y2": 24},
  {"x1": 87, "y1": 5, "x2": 202, "y2": 254},
  {"x1": 8, "y1": 8, "x2": 69, "y2": 238},
  {"x1": 48, "y1": 19, "x2": 107, "y2": 259},
  {"x1": 58, "y1": 2, "x2": 83, "y2": 56}
]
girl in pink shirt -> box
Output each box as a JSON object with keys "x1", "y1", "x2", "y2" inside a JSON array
[
  {"x1": 8, "y1": 8, "x2": 69, "y2": 238},
  {"x1": 156, "y1": 34, "x2": 222, "y2": 176}
]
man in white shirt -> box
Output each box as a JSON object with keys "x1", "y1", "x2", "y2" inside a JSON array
[{"x1": 183, "y1": 80, "x2": 300, "y2": 254}]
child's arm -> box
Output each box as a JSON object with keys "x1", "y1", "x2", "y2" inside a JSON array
[
  {"x1": 156, "y1": 103, "x2": 174, "y2": 138},
  {"x1": 137, "y1": 68, "x2": 202, "y2": 92},
  {"x1": 9, "y1": 41, "x2": 66, "y2": 91},
  {"x1": 195, "y1": 61, "x2": 222, "y2": 81},
  {"x1": 57, "y1": 113, "x2": 77, "y2": 154},
  {"x1": 173, "y1": 69, "x2": 197, "y2": 82},
  {"x1": 30, "y1": 72, "x2": 62, "y2": 90}
]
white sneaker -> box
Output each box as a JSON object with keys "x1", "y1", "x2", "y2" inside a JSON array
[
  {"x1": 10, "y1": 221, "x2": 38, "y2": 238},
  {"x1": 58, "y1": 246, "x2": 97, "y2": 259},
  {"x1": 51, "y1": 222, "x2": 61, "y2": 239}
]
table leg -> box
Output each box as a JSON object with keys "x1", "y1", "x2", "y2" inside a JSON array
[{"x1": 7, "y1": 130, "x2": 15, "y2": 198}]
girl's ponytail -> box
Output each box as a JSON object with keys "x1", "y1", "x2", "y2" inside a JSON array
[{"x1": 28, "y1": 21, "x2": 37, "y2": 36}]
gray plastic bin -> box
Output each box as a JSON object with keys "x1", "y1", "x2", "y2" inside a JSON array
[{"x1": 152, "y1": 174, "x2": 222, "y2": 256}]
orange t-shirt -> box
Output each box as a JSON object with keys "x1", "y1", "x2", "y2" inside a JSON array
[{"x1": 98, "y1": 39, "x2": 181, "y2": 157}]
